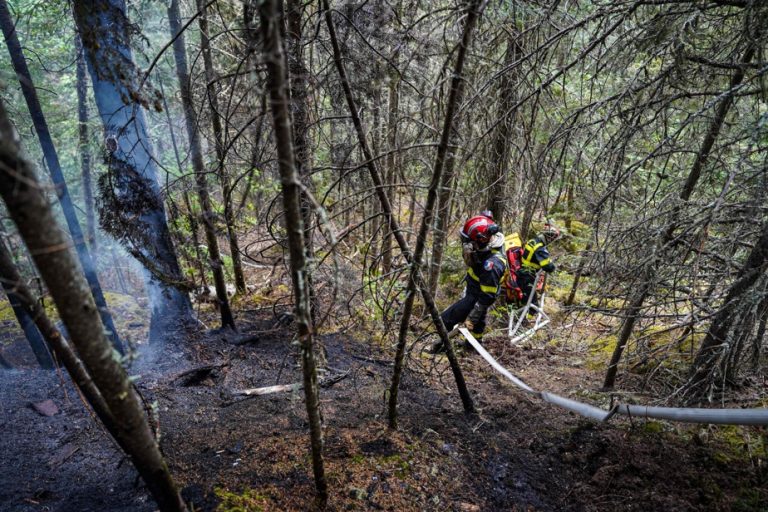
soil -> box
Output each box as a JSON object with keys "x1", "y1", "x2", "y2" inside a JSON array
[{"x1": 1, "y1": 307, "x2": 766, "y2": 512}]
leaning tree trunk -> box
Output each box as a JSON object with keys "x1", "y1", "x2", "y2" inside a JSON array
[
  {"x1": 0, "y1": 0, "x2": 123, "y2": 353},
  {"x1": 686, "y1": 220, "x2": 768, "y2": 401},
  {"x1": 196, "y1": 0, "x2": 247, "y2": 295},
  {"x1": 169, "y1": 0, "x2": 235, "y2": 330},
  {"x1": 322, "y1": 0, "x2": 475, "y2": 416},
  {"x1": 0, "y1": 238, "x2": 124, "y2": 440},
  {"x1": 0, "y1": 98, "x2": 187, "y2": 512},
  {"x1": 602, "y1": 39, "x2": 758, "y2": 390},
  {"x1": 259, "y1": 0, "x2": 327, "y2": 503},
  {"x1": 72, "y1": 0, "x2": 195, "y2": 342},
  {"x1": 427, "y1": 81, "x2": 464, "y2": 299},
  {"x1": 75, "y1": 33, "x2": 97, "y2": 252},
  {"x1": 388, "y1": 0, "x2": 484, "y2": 429},
  {"x1": 0, "y1": 233, "x2": 53, "y2": 369}
]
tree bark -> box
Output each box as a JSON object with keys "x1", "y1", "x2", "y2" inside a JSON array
[
  {"x1": 427, "y1": 98, "x2": 462, "y2": 298},
  {"x1": 0, "y1": 0, "x2": 123, "y2": 353},
  {"x1": 486, "y1": 29, "x2": 523, "y2": 229},
  {"x1": 72, "y1": 0, "x2": 195, "y2": 342},
  {"x1": 259, "y1": 0, "x2": 328, "y2": 503},
  {"x1": 565, "y1": 242, "x2": 592, "y2": 306},
  {"x1": 322, "y1": 0, "x2": 475, "y2": 416},
  {"x1": 169, "y1": 0, "x2": 235, "y2": 330},
  {"x1": 75, "y1": 33, "x2": 97, "y2": 252},
  {"x1": 0, "y1": 98, "x2": 187, "y2": 512},
  {"x1": 0, "y1": 235, "x2": 53, "y2": 369},
  {"x1": 286, "y1": 0, "x2": 318, "y2": 322},
  {"x1": 380, "y1": 66, "x2": 399, "y2": 275},
  {"x1": 196, "y1": 0, "x2": 247, "y2": 295},
  {"x1": 0, "y1": 238, "x2": 121, "y2": 436}
]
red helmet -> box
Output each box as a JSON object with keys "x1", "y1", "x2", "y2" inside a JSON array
[{"x1": 461, "y1": 215, "x2": 499, "y2": 245}]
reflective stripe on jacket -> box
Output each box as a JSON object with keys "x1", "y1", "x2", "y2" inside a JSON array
[
  {"x1": 520, "y1": 237, "x2": 555, "y2": 273},
  {"x1": 466, "y1": 250, "x2": 507, "y2": 304}
]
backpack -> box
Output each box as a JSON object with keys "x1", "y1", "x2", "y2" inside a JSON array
[{"x1": 501, "y1": 233, "x2": 524, "y2": 304}]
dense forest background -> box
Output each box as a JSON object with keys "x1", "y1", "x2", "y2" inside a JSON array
[{"x1": 0, "y1": 0, "x2": 766, "y2": 510}]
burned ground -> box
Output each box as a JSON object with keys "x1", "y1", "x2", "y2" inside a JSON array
[{"x1": 0, "y1": 310, "x2": 766, "y2": 511}]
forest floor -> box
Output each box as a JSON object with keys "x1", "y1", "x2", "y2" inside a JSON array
[{"x1": 1, "y1": 294, "x2": 767, "y2": 512}]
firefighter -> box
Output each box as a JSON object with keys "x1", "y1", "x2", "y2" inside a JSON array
[
  {"x1": 430, "y1": 212, "x2": 506, "y2": 352},
  {"x1": 515, "y1": 226, "x2": 559, "y2": 309}
]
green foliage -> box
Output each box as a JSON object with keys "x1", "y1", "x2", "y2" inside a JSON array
[{"x1": 214, "y1": 487, "x2": 269, "y2": 512}]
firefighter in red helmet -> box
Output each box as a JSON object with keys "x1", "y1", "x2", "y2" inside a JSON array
[{"x1": 430, "y1": 211, "x2": 506, "y2": 352}]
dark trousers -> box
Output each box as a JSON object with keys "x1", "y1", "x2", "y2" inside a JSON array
[
  {"x1": 516, "y1": 271, "x2": 539, "y2": 308},
  {"x1": 440, "y1": 291, "x2": 488, "y2": 336}
]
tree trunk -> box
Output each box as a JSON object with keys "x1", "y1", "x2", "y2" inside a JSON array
[
  {"x1": 259, "y1": 0, "x2": 327, "y2": 503},
  {"x1": 323, "y1": 0, "x2": 475, "y2": 417},
  {"x1": 0, "y1": 98, "x2": 187, "y2": 512},
  {"x1": 486, "y1": 29, "x2": 522, "y2": 229},
  {"x1": 75, "y1": 33, "x2": 97, "y2": 252},
  {"x1": 388, "y1": 0, "x2": 483, "y2": 429},
  {"x1": 0, "y1": 238, "x2": 121, "y2": 436},
  {"x1": 0, "y1": 234, "x2": 54, "y2": 369},
  {"x1": 427, "y1": 97, "x2": 462, "y2": 298},
  {"x1": 286, "y1": 0, "x2": 318, "y2": 322},
  {"x1": 565, "y1": 242, "x2": 592, "y2": 306},
  {"x1": 72, "y1": 0, "x2": 194, "y2": 343},
  {"x1": 196, "y1": 0, "x2": 247, "y2": 295},
  {"x1": 602, "y1": 39, "x2": 757, "y2": 390},
  {"x1": 380, "y1": 66, "x2": 399, "y2": 275},
  {"x1": 0, "y1": 0, "x2": 123, "y2": 353},
  {"x1": 169, "y1": 0, "x2": 235, "y2": 330}
]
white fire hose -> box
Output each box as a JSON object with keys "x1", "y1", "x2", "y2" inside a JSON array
[{"x1": 458, "y1": 328, "x2": 768, "y2": 426}]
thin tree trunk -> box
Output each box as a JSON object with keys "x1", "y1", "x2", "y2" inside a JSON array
[
  {"x1": 322, "y1": 0, "x2": 475, "y2": 417},
  {"x1": 602, "y1": 40, "x2": 757, "y2": 390},
  {"x1": 196, "y1": 0, "x2": 247, "y2": 295},
  {"x1": 0, "y1": 0, "x2": 123, "y2": 353},
  {"x1": 0, "y1": 234, "x2": 53, "y2": 369},
  {"x1": 0, "y1": 238, "x2": 121, "y2": 435},
  {"x1": 427, "y1": 99, "x2": 462, "y2": 298},
  {"x1": 259, "y1": 0, "x2": 327, "y2": 503},
  {"x1": 183, "y1": 191, "x2": 208, "y2": 288},
  {"x1": 286, "y1": 0, "x2": 318, "y2": 322},
  {"x1": 380, "y1": 66, "x2": 398, "y2": 275},
  {"x1": 387, "y1": 0, "x2": 483, "y2": 429},
  {"x1": 72, "y1": 0, "x2": 195, "y2": 343},
  {"x1": 565, "y1": 242, "x2": 592, "y2": 306},
  {"x1": 169, "y1": 0, "x2": 235, "y2": 330},
  {"x1": 0, "y1": 98, "x2": 187, "y2": 512},
  {"x1": 75, "y1": 33, "x2": 97, "y2": 252}
]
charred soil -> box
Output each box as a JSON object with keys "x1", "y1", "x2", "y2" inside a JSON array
[{"x1": 1, "y1": 312, "x2": 766, "y2": 511}]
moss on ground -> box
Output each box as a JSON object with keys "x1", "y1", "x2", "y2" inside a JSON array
[{"x1": 214, "y1": 487, "x2": 269, "y2": 512}]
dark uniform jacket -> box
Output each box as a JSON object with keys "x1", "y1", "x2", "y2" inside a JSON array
[
  {"x1": 465, "y1": 249, "x2": 507, "y2": 305},
  {"x1": 520, "y1": 236, "x2": 556, "y2": 274}
]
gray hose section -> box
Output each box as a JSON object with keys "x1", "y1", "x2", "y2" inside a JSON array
[
  {"x1": 618, "y1": 405, "x2": 768, "y2": 425},
  {"x1": 458, "y1": 328, "x2": 768, "y2": 426}
]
